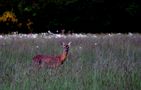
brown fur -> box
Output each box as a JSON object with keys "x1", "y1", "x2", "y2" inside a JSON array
[{"x1": 32, "y1": 42, "x2": 71, "y2": 68}]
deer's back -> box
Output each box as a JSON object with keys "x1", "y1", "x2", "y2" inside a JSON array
[{"x1": 33, "y1": 54, "x2": 61, "y2": 65}]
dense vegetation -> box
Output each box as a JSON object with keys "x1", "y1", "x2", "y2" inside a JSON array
[{"x1": 0, "y1": 0, "x2": 140, "y2": 33}]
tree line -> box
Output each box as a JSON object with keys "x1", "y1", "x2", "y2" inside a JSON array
[{"x1": 0, "y1": 0, "x2": 140, "y2": 33}]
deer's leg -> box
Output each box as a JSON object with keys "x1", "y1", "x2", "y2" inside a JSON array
[
  {"x1": 40, "y1": 61, "x2": 46, "y2": 68},
  {"x1": 50, "y1": 63, "x2": 61, "y2": 68}
]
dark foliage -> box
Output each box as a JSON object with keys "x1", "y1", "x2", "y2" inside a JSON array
[{"x1": 0, "y1": 0, "x2": 140, "y2": 33}]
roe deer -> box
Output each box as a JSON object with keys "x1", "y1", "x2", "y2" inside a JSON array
[{"x1": 32, "y1": 42, "x2": 71, "y2": 68}]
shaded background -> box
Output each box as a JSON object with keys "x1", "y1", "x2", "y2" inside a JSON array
[{"x1": 0, "y1": 0, "x2": 140, "y2": 34}]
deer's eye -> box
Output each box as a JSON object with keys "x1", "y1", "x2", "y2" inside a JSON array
[{"x1": 66, "y1": 45, "x2": 69, "y2": 48}]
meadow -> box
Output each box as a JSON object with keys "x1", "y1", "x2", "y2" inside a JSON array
[{"x1": 0, "y1": 33, "x2": 141, "y2": 90}]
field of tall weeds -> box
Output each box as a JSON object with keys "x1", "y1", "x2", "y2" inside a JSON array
[{"x1": 0, "y1": 33, "x2": 141, "y2": 90}]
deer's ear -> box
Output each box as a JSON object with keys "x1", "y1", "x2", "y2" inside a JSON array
[
  {"x1": 61, "y1": 42, "x2": 65, "y2": 46},
  {"x1": 68, "y1": 42, "x2": 72, "y2": 46}
]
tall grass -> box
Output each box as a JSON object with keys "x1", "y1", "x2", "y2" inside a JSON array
[{"x1": 0, "y1": 33, "x2": 141, "y2": 90}]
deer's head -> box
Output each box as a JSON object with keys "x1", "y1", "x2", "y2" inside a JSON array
[{"x1": 62, "y1": 42, "x2": 71, "y2": 52}]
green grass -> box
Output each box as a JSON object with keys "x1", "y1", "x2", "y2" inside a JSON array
[{"x1": 0, "y1": 33, "x2": 141, "y2": 90}]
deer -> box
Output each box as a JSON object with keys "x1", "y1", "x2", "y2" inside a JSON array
[{"x1": 32, "y1": 42, "x2": 71, "y2": 68}]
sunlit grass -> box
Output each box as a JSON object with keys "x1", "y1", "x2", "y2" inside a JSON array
[{"x1": 0, "y1": 33, "x2": 141, "y2": 90}]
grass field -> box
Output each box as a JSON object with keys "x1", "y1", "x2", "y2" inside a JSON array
[{"x1": 0, "y1": 33, "x2": 141, "y2": 90}]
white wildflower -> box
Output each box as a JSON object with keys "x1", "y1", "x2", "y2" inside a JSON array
[
  {"x1": 128, "y1": 32, "x2": 133, "y2": 36},
  {"x1": 48, "y1": 30, "x2": 54, "y2": 35},
  {"x1": 94, "y1": 43, "x2": 97, "y2": 46},
  {"x1": 79, "y1": 46, "x2": 82, "y2": 49},
  {"x1": 36, "y1": 46, "x2": 39, "y2": 48}
]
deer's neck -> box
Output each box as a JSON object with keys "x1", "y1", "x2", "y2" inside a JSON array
[{"x1": 60, "y1": 50, "x2": 68, "y2": 62}]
